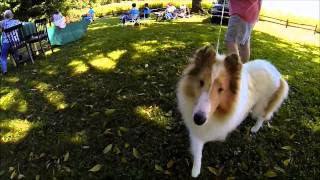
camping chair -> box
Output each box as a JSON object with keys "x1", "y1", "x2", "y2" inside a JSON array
[
  {"x1": 28, "y1": 18, "x2": 53, "y2": 57},
  {"x1": 122, "y1": 14, "x2": 140, "y2": 27},
  {"x1": 3, "y1": 24, "x2": 34, "y2": 66}
]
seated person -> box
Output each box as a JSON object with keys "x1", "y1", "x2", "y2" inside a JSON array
[
  {"x1": 82, "y1": 6, "x2": 95, "y2": 22},
  {"x1": 0, "y1": 10, "x2": 20, "y2": 75},
  {"x1": 143, "y1": 3, "x2": 151, "y2": 18},
  {"x1": 120, "y1": 3, "x2": 140, "y2": 24},
  {"x1": 165, "y1": 3, "x2": 177, "y2": 20},
  {"x1": 177, "y1": 4, "x2": 191, "y2": 18},
  {"x1": 52, "y1": 10, "x2": 67, "y2": 29}
]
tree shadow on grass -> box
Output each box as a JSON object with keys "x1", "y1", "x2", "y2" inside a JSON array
[{"x1": 0, "y1": 17, "x2": 319, "y2": 179}]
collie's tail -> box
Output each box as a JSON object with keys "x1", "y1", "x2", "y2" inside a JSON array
[{"x1": 264, "y1": 78, "x2": 289, "y2": 120}]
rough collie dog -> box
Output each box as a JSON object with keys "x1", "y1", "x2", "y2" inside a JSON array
[{"x1": 177, "y1": 46, "x2": 289, "y2": 177}]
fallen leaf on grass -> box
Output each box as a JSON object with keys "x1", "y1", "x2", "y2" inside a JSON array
[
  {"x1": 9, "y1": 167, "x2": 14, "y2": 172},
  {"x1": 117, "y1": 130, "x2": 122, "y2": 137},
  {"x1": 281, "y1": 146, "x2": 293, "y2": 151},
  {"x1": 63, "y1": 152, "x2": 69, "y2": 162},
  {"x1": 0, "y1": 170, "x2": 5, "y2": 176},
  {"x1": 124, "y1": 143, "x2": 130, "y2": 148},
  {"x1": 10, "y1": 170, "x2": 17, "y2": 179},
  {"x1": 207, "y1": 166, "x2": 223, "y2": 176},
  {"x1": 166, "y1": 160, "x2": 175, "y2": 169},
  {"x1": 264, "y1": 169, "x2": 277, "y2": 177},
  {"x1": 103, "y1": 129, "x2": 112, "y2": 135},
  {"x1": 84, "y1": 104, "x2": 93, "y2": 109},
  {"x1": 155, "y1": 164, "x2": 163, "y2": 171},
  {"x1": 103, "y1": 144, "x2": 113, "y2": 154},
  {"x1": 104, "y1": 109, "x2": 116, "y2": 116},
  {"x1": 164, "y1": 170, "x2": 171, "y2": 175},
  {"x1": 17, "y1": 174, "x2": 25, "y2": 179},
  {"x1": 39, "y1": 153, "x2": 46, "y2": 158},
  {"x1": 283, "y1": 159, "x2": 291, "y2": 167},
  {"x1": 114, "y1": 146, "x2": 121, "y2": 154},
  {"x1": 88, "y1": 164, "x2": 102, "y2": 172},
  {"x1": 165, "y1": 111, "x2": 172, "y2": 117},
  {"x1": 289, "y1": 134, "x2": 296, "y2": 139},
  {"x1": 133, "y1": 148, "x2": 141, "y2": 159},
  {"x1": 274, "y1": 166, "x2": 285, "y2": 173},
  {"x1": 35, "y1": 175, "x2": 40, "y2": 180},
  {"x1": 119, "y1": 127, "x2": 129, "y2": 132},
  {"x1": 64, "y1": 166, "x2": 71, "y2": 173},
  {"x1": 89, "y1": 112, "x2": 100, "y2": 117}
]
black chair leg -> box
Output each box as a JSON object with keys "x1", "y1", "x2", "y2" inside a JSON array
[
  {"x1": 47, "y1": 38, "x2": 54, "y2": 53},
  {"x1": 29, "y1": 43, "x2": 35, "y2": 57},
  {"x1": 39, "y1": 41, "x2": 45, "y2": 56},
  {"x1": 26, "y1": 45, "x2": 35, "y2": 64}
]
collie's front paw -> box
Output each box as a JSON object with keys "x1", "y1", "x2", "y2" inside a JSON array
[
  {"x1": 250, "y1": 125, "x2": 261, "y2": 133},
  {"x1": 191, "y1": 167, "x2": 200, "y2": 178}
]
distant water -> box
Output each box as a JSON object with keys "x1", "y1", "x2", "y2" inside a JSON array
[{"x1": 262, "y1": 0, "x2": 320, "y2": 19}]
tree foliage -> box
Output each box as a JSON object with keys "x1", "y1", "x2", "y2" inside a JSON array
[{"x1": 1, "y1": 0, "x2": 72, "y2": 21}]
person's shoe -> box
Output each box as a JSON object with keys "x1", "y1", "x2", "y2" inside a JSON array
[{"x1": 2, "y1": 72, "x2": 8, "y2": 76}]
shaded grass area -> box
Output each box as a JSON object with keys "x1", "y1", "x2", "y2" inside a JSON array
[{"x1": 0, "y1": 17, "x2": 319, "y2": 179}]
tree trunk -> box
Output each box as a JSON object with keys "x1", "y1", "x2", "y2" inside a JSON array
[{"x1": 191, "y1": 0, "x2": 204, "y2": 13}]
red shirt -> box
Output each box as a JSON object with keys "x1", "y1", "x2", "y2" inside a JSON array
[{"x1": 229, "y1": 0, "x2": 262, "y2": 24}]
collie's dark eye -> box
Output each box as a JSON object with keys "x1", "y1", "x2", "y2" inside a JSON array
[
  {"x1": 218, "y1": 88, "x2": 224, "y2": 92},
  {"x1": 200, "y1": 80, "x2": 204, "y2": 87}
]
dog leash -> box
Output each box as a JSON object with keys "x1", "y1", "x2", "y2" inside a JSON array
[{"x1": 215, "y1": 0, "x2": 226, "y2": 54}]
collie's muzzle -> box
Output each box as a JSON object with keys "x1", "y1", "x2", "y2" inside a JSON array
[{"x1": 193, "y1": 92, "x2": 211, "y2": 126}]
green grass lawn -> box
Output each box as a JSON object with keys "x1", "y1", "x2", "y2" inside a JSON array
[{"x1": 0, "y1": 16, "x2": 319, "y2": 179}]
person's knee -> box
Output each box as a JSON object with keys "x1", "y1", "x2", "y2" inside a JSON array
[
  {"x1": 238, "y1": 43, "x2": 250, "y2": 62},
  {"x1": 225, "y1": 41, "x2": 238, "y2": 55}
]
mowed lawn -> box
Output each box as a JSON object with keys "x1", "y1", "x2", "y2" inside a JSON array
[{"x1": 0, "y1": 16, "x2": 319, "y2": 179}]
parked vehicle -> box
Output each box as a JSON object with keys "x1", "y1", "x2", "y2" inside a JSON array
[{"x1": 209, "y1": 0, "x2": 229, "y2": 25}]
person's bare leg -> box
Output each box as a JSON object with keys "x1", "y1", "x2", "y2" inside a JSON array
[
  {"x1": 238, "y1": 41, "x2": 250, "y2": 63},
  {"x1": 226, "y1": 41, "x2": 239, "y2": 56}
]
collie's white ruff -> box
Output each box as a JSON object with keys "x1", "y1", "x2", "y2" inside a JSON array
[{"x1": 177, "y1": 50, "x2": 289, "y2": 177}]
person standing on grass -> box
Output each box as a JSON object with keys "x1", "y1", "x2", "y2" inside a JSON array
[
  {"x1": 0, "y1": 10, "x2": 20, "y2": 75},
  {"x1": 143, "y1": 3, "x2": 151, "y2": 18},
  {"x1": 225, "y1": 0, "x2": 262, "y2": 63},
  {"x1": 88, "y1": 6, "x2": 95, "y2": 21}
]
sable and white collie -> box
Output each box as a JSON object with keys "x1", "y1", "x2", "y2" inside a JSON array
[{"x1": 177, "y1": 46, "x2": 289, "y2": 177}]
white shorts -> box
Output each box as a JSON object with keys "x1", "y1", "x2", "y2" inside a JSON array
[{"x1": 225, "y1": 15, "x2": 254, "y2": 45}]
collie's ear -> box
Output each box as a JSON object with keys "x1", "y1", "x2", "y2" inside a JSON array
[
  {"x1": 188, "y1": 45, "x2": 216, "y2": 75},
  {"x1": 224, "y1": 54, "x2": 242, "y2": 94},
  {"x1": 224, "y1": 54, "x2": 242, "y2": 73},
  {"x1": 194, "y1": 45, "x2": 216, "y2": 66}
]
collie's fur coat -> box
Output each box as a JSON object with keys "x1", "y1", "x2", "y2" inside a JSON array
[{"x1": 177, "y1": 46, "x2": 289, "y2": 177}]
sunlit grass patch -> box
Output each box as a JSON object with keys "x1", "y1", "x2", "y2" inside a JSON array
[
  {"x1": 135, "y1": 105, "x2": 171, "y2": 127},
  {"x1": 0, "y1": 119, "x2": 39, "y2": 143},
  {"x1": 33, "y1": 82, "x2": 68, "y2": 110},
  {"x1": 89, "y1": 50, "x2": 127, "y2": 71},
  {"x1": 0, "y1": 89, "x2": 27, "y2": 113},
  {"x1": 68, "y1": 60, "x2": 89, "y2": 75},
  {"x1": 3, "y1": 76, "x2": 20, "y2": 83},
  {"x1": 64, "y1": 130, "x2": 88, "y2": 144},
  {"x1": 40, "y1": 64, "x2": 59, "y2": 75},
  {"x1": 311, "y1": 57, "x2": 320, "y2": 64}
]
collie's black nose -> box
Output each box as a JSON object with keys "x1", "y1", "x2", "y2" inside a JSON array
[{"x1": 193, "y1": 112, "x2": 206, "y2": 125}]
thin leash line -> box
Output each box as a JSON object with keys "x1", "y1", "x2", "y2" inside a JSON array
[{"x1": 215, "y1": 0, "x2": 226, "y2": 54}]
